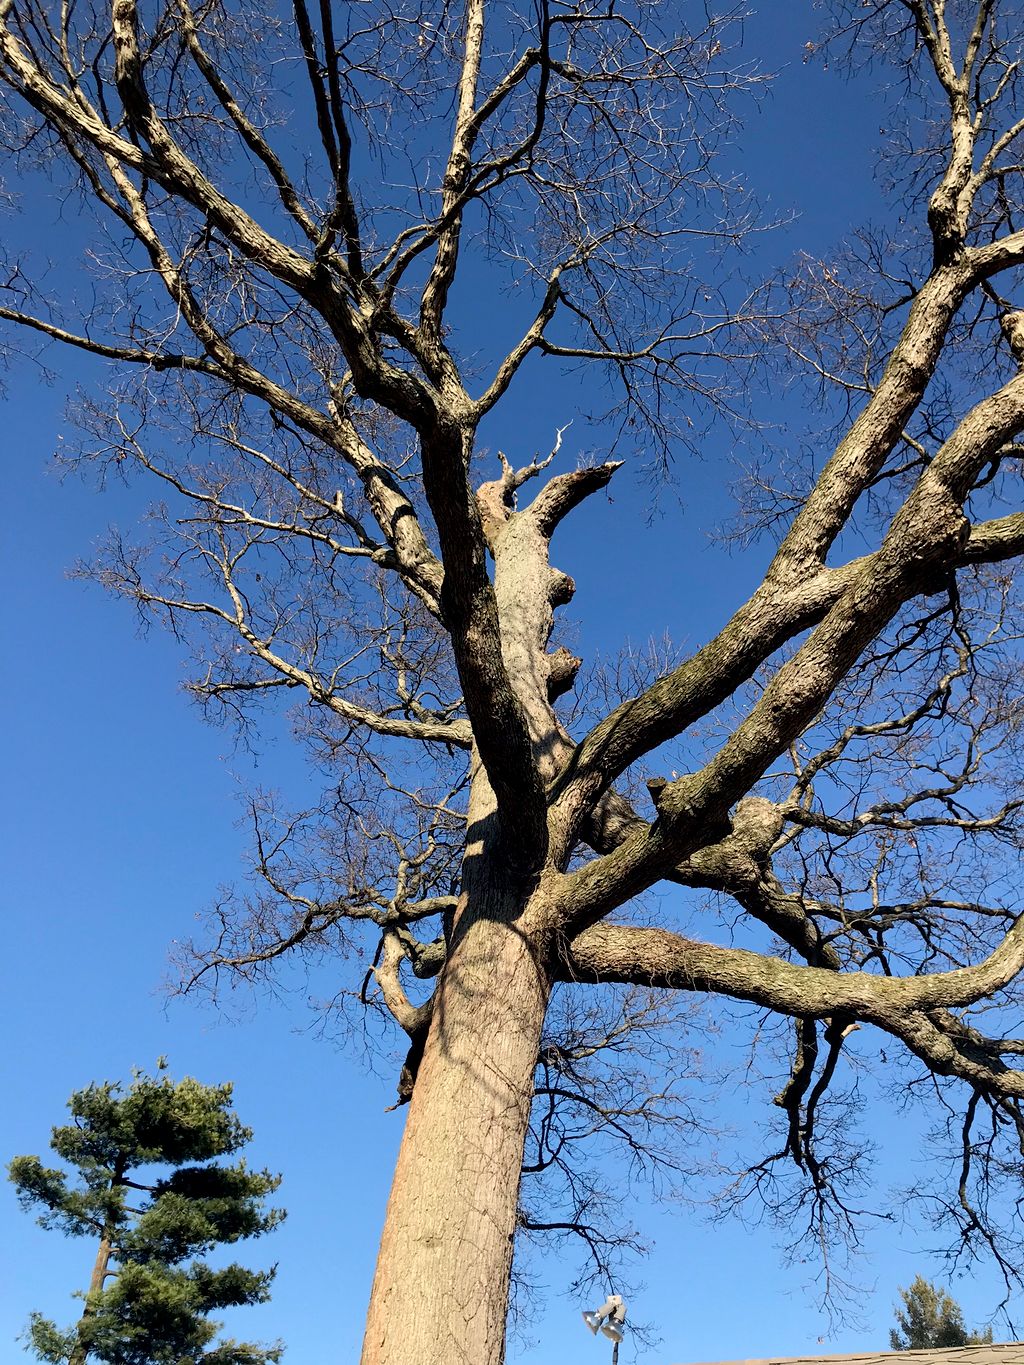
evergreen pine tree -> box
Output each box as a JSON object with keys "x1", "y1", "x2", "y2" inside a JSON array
[
  {"x1": 890, "y1": 1276, "x2": 994, "y2": 1351},
  {"x1": 9, "y1": 1067, "x2": 284, "y2": 1365}
]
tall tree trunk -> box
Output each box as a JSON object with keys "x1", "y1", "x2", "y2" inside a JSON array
[
  {"x1": 361, "y1": 872, "x2": 550, "y2": 1365},
  {"x1": 69, "y1": 1231, "x2": 113, "y2": 1365}
]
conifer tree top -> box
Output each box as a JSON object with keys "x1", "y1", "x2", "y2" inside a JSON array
[{"x1": 9, "y1": 1069, "x2": 284, "y2": 1365}]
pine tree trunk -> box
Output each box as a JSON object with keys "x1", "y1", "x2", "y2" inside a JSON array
[
  {"x1": 68, "y1": 1232, "x2": 112, "y2": 1365},
  {"x1": 361, "y1": 876, "x2": 550, "y2": 1365}
]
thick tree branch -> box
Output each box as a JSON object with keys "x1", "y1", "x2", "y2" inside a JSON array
[{"x1": 559, "y1": 918, "x2": 1024, "y2": 1033}]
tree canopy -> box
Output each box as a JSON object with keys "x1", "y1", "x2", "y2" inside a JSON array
[
  {"x1": 6, "y1": 0, "x2": 1024, "y2": 1360},
  {"x1": 890, "y1": 1277, "x2": 994, "y2": 1351},
  {"x1": 9, "y1": 1069, "x2": 283, "y2": 1365}
]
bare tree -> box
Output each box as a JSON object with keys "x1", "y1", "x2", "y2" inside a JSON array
[{"x1": 7, "y1": 0, "x2": 1024, "y2": 1359}]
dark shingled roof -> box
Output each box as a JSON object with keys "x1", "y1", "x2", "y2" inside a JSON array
[{"x1": 682, "y1": 1346, "x2": 1024, "y2": 1365}]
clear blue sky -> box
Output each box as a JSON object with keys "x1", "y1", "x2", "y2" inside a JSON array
[{"x1": 2, "y1": 4, "x2": 1018, "y2": 1363}]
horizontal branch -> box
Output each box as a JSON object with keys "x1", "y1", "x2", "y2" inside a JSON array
[
  {"x1": 559, "y1": 916, "x2": 1024, "y2": 1023},
  {"x1": 0, "y1": 305, "x2": 216, "y2": 373},
  {"x1": 132, "y1": 584, "x2": 471, "y2": 747}
]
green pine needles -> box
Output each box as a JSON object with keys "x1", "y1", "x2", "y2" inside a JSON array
[
  {"x1": 8, "y1": 1067, "x2": 284, "y2": 1365},
  {"x1": 889, "y1": 1276, "x2": 994, "y2": 1351}
]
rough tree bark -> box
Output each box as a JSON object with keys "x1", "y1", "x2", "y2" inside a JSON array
[
  {"x1": 362, "y1": 456, "x2": 613, "y2": 1362},
  {"x1": 363, "y1": 881, "x2": 551, "y2": 1364}
]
